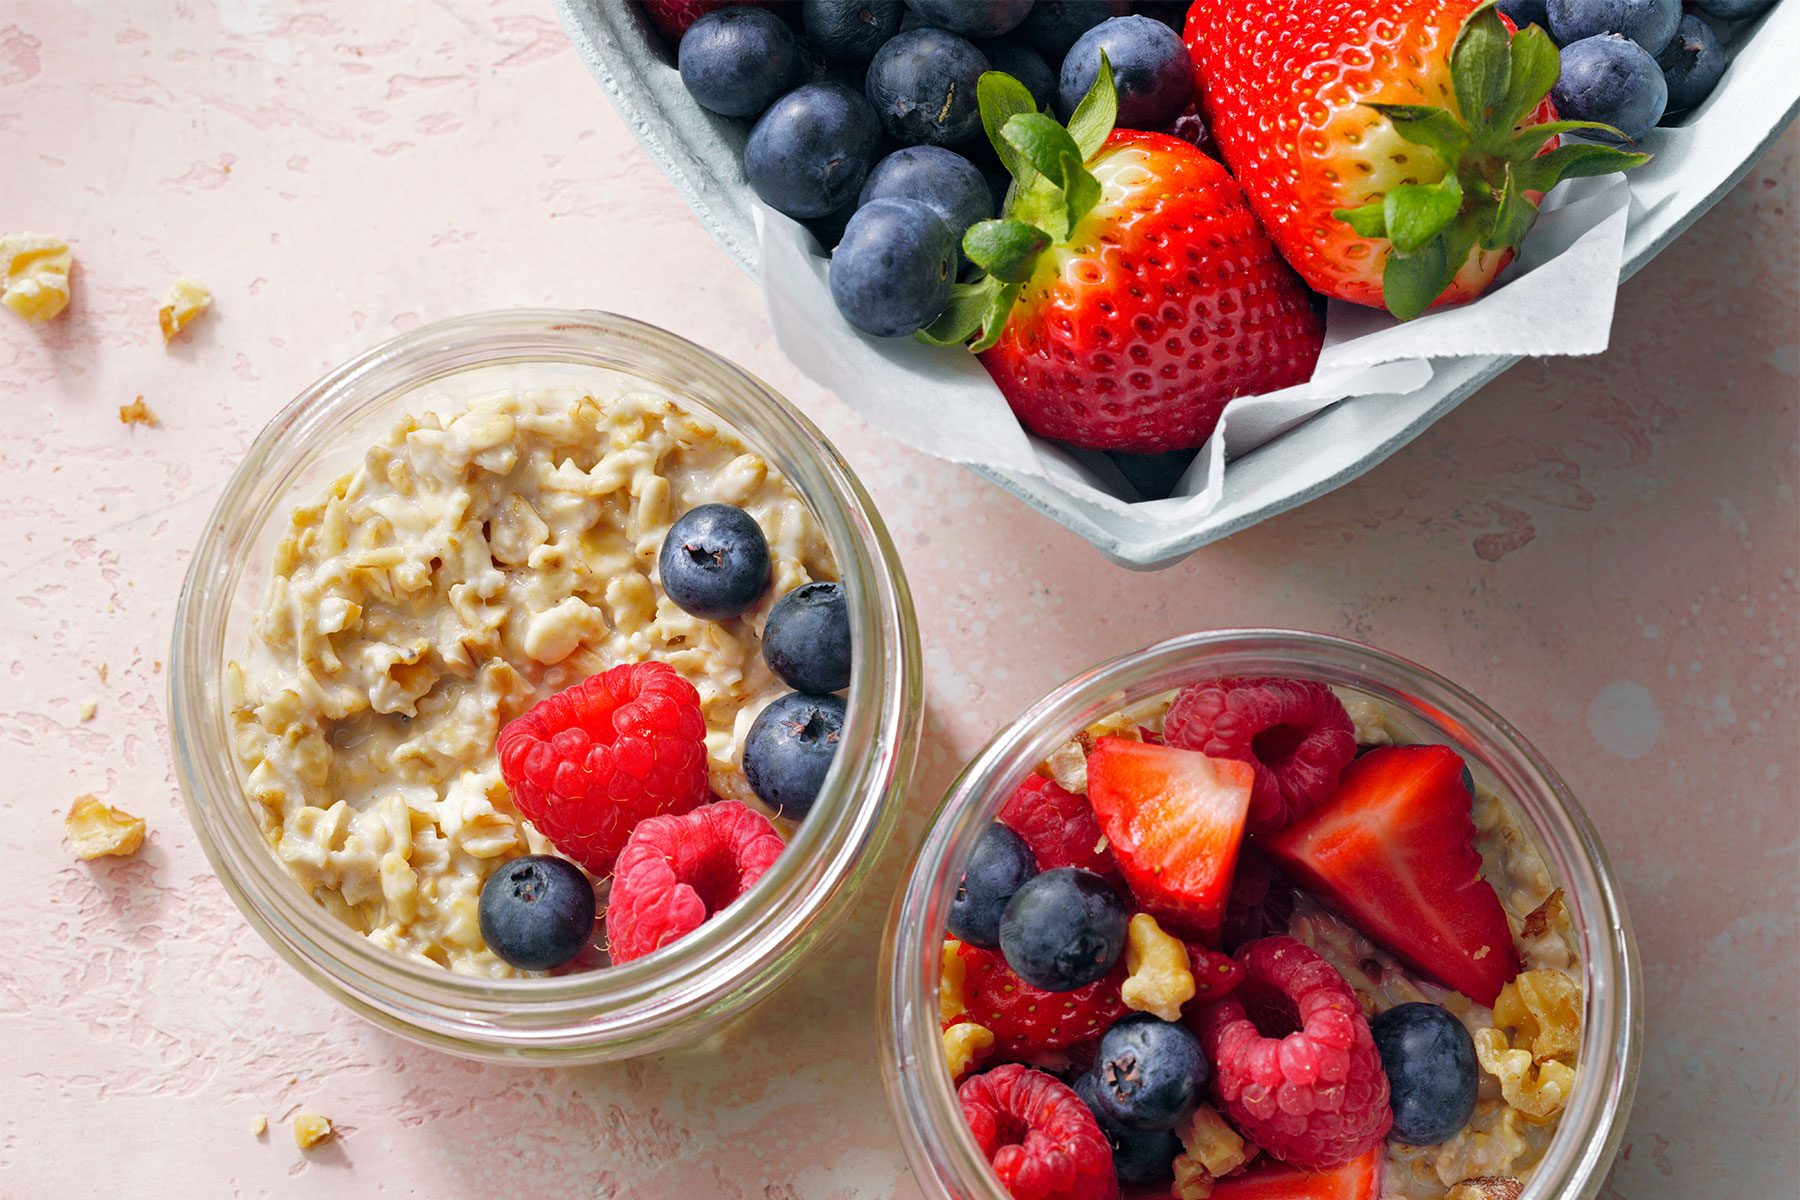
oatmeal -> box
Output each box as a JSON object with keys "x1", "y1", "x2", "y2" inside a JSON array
[{"x1": 228, "y1": 386, "x2": 835, "y2": 975}]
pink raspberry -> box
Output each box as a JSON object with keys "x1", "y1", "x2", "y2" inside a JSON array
[
  {"x1": 1194, "y1": 936, "x2": 1392, "y2": 1169},
  {"x1": 999, "y1": 774, "x2": 1120, "y2": 878},
  {"x1": 1164, "y1": 678, "x2": 1355, "y2": 834},
  {"x1": 604, "y1": 801, "x2": 784, "y2": 964},
  {"x1": 958, "y1": 1064, "x2": 1120, "y2": 1200}
]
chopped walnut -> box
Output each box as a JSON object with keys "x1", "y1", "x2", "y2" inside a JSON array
[
  {"x1": 1447, "y1": 1178, "x2": 1524, "y2": 1200},
  {"x1": 158, "y1": 277, "x2": 212, "y2": 343},
  {"x1": 250, "y1": 1114, "x2": 268, "y2": 1136},
  {"x1": 1121, "y1": 912, "x2": 1195, "y2": 1021},
  {"x1": 943, "y1": 1022, "x2": 993, "y2": 1081},
  {"x1": 1171, "y1": 1156, "x2": 1214, "y2": 1200},
  {"x1": 78, "y1": 699, "x2": 97, "y2": 721},
  {"x1": 292, "y1": 1112, "x2": 333, "y2": 1148},
  {"x1": 65, "y1": 795, "x2": 146, "y2": 859},
  {"x1": 939, "y1": 939, "x2": 967, "y2": 1024},
  {"x1": 1176, "y1": 1104, "x2": 1249, "y2": 1178},
  {"x1": 1495, "y1": 968, "x2": 1582, "y2": 1062},
  {"x1": 119, "y1": 396, "x2": 160, "y2": 427},
  {"x1": 0, "y1": 232, "x2": 72, "y2": 321},
  {"x1": 1519, "y1": 888, "x2": 1564, "y2": 943}
]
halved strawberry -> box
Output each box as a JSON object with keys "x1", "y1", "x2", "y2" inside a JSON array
[
  {"x1": 1184, "y1": 943, "x2": 1244, "y2": 1006},
  {"x1": 957, "y1": 943, "x2": 1130, "y2": 1060},
  {"x1": 1208, "y1": 1147, "x2": 1383, "y2": 1200},
  {"x1": 1085, "y1": 738, "x2": 1254, "y2": 945},
  {"x1": 1259, "y1": 744, "x2": 1520, "y2": 1006}
]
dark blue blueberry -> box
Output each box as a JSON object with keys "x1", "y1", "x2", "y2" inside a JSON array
[
  {"x1": 903, "y1": 0, "x2": 1034, "y2": 38},
  {"x1": 1091, "y1": 1013, "x2": 1210, "y2": 1131},
  {"x1": 744, "y1": 691, "x2": 846, "y2": 819},
  {"x1": 1058, "y1": 15, "x2": 1193, "y2": 129},
  {"x1": 1497, "y1": 0, "x2": 1553, "y2": 34},
  {"x1": 745, "y1": 82, "x2": 883, "y2": 218},
  {"x1": 1656, "y1": 14, "x2": 1728, "y2": 118},
  {"x1": 1695, "y1": 0, "x2": 1775, "y2": 17},
  {"x1": 1372, "y1": 1002, "x2": 1482, "y2": 1146},
  {"x1": 998, "y1": 866, "x2": 1130, "y2": 992},
  {"x1": 803, "y1": 0, "x2": 906, "y2": 64},
  {"x1": 678, "y1": 7, "x2": 804, "y2": 119},
  {"x1": 478, "y1": 855, "x2": 595, "y2": 971},
  {"x1": 1547, "y1": 0, "x2": 1680, "y2": 53},
  {"x1": 762, "y1": 580, "x2": 853, "y2": 693},
  {"x1": 1018, "y1": 1, "x2": 1130, "y2": 59},
  {"x1": 1132, "y1": 1, "x2": 1190, "y2": 32},
  {"x1": 1459, "y1": 760, "x2": 1476, "y2": 799},
  {"x1": 982, "y1": 38, "x2": 1058, "y2": 113},
  {"x1": 1551, "y1": 33, "x2": 1668, "y2": 143},
  {"x1": 659, "y1": 503, "x2": 771, "y2": 620},
  {"x1": 829, "y1": 196, "x2": 957, "y2": 335},
  {"x1": 865, "y1": 27, "x2": 989, "y2": 146},
  {"x1": 1072, "y1": 1070, "x2": 1181, "y2": 1184},
  {"x1": 859, "y1": 145, "x2": 995, "y2": 254},
  {"x1": 948, "y1": 823, "x2": 1039, "y2": 948}
]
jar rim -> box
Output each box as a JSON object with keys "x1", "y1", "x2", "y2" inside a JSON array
[
  {"x1": 170, "y1": 309, "x2": 921, "y2": 1058},
  {"x1": 881, "y1": 628, "x2": 1640, "y2": 1200}
]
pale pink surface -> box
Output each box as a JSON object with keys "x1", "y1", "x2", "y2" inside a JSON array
[{"x1": 1, "y1": 2, "x2": 1794, "y2": 1196}]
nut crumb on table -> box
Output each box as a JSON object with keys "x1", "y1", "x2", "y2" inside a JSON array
[
  {"x1": 118, "y1": 396, "x2": 159, "y2": 426},
  {"x1": 65, "y1": 795, "x2": 146, "y2": 859},
  {"x1": 292, "y1": 1112, "x2": 332, "y2": 1149},
  {"x1": 0, "y1": 232, "x2": 73, "y2": 322},
  {"x1": 78, "y1": 699, "x2": 97, "y2": 721},
  {"x1": 158, "y1": 277, "x2": 212, "y2": 343},
  {"x1": 250, "y1": 1114, "x2": 267, "y2": 1136}
]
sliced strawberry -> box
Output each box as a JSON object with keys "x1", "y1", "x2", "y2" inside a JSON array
[
  {"x1": 1208, "y1": 1147, "x2": 1382, "y2": 1200},
  {"x1": 1085, "y1": 738, "x2": 1254, "y2": 945},
  {"x1": 958, "y1": 943, "x2": 1130, "y2": 1060},
  {"x1": 1259, "y1": 745, "x2": 1520, "y2": 1006},
  {"x1": 1184, "y1": 943, "x2": 1244, "y2": 1007}
]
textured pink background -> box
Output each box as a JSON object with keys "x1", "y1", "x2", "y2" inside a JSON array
[{"x1": 2, "y1": 2, "x2": 1795, "y2": 1196}]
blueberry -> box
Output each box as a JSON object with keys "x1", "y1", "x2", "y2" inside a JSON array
[
  {"x1": 1497, "y1": 0, "x2": 1553, "y2": 33},
  {"x1": 803, "y1": 0, "x2": 906, "y2": 64},
  {"x1": 763, "y1": 580, "x2": 853, "y2": 693},
  {"x1": 1459, "y1": 760, "x2": 1476, "y2": 799},
  {"x1": 1547, "y1": 0, "x2": 1681, "y2": 53},
  {"x1": 744, "y1": 691, "x2": 845, "y2": 819},
  {"x1": 865, "y1": 27, "x2": 989, "y2": 146},
  {"x1": 1372, "y1": 1003, "x2": 1482, "y2": 1145},
  {"x1": 1072, "y1": 1070, "x2": 1182, "y2": 1184},
  {"x1": 746, "y1": 82, "x2": 883, "y2": 218},
  {"x1": 998, "y1": 866, "x2": 1130, "y2": 992},
  {"x1": 659, "y1": 503, "x2": 771, "y2": 620},
  {"x1": 903, "y1": 0, "x2": 1034, "y2": 38},
  {"x1": 1551, "y1": 33, "x2": 1668, "y2": 143},
  {"x1": 949, "y1": 823, "x2": 1039, "y2": 948},
  {"x1": 858, "y1": 145, "x2": 995, "y2": 255},
  {"x1": 829, "y1": 197, "x2": 957, "y2": 335},
  {"x1": 1695, "y1": 0, "x2": 1775, "y2": 17},
  {"x1": 478, "y1": 855, "x2": 595, "y2": 971},
  {"x1": 982, "y1": 38, "x2": 1058, "y2": 113},
  {"x1": 1132, "y1": 1, "x2": 1190, "y2": 32},
  {"x1": 678, "y1": 7, "x2": 804, "y2": 119},
  {"x1": 1018, "y1": 1, "x2": 1130, "y2": 59},
  {"x1": 1656, "y1": 14, "x2": 1728, "y2": 118},
  {"x1": 1091, "y1": 1012, "x2": 1210, "y2": 1132},
  {"x1": 1058, "y1": 15, "x2": 1193, "y2": 129}
]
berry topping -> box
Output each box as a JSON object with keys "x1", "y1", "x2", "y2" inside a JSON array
[
  {"x1": 957, "y1": 942, "x2": 1130, "y2": 1059},
  {"x1": 743, "y1": 691, "x2": 846, "y2": 819},
  {"x1": 658, "y1": 503, "x2": 772, "y2": 620},
  {"x1": 1220, "y1": 845, "x2": 1298, "y2": 952},
  {"x1": 1084, "y1": 738, "x2": 1254, "y2": 943},
  {"x1": 999, "y1": 774, "x2": 1120, "y2": 878},
  {"x1": 496, "y1": 661, "x2": 709, "y2": 875},
  {"x1": 762, "y1": 580, "x2": 853, "y2": 694},
  {"x1": 1091, "y1": 1012, "x2": 1211, "y2": 1132},
  {"x1": 951, "y1": 823, "x2": 1041, "y2": 950},
  {"x1": 999, "y1": 867, "x2": 1132, "y2": 992},
  {"x1": 1072, "y1": 1070, "x2": 1182, "y2": 1186},
  {"x1": 604, "y1": 800, "x2": 785, "y2": 964},
  {"x1": 1164, "y1": 678, "x2": 1356, "y2": 835},
  {"x1": 476, "y1": 855, "x2": 596, "y2": 972},
  {"x1": 1195, "y1": 937, "x2": 1392, "y2": 1169},
  {"x1": 1184, "y1": 943, "x2": 1245, "y2": 1005},
  {"x1": 1372, "y1": 1002, "x2": 1481, "y2": 1145},
  {"x1": 1206, "y1": 1146, "x2": 1383, "y2": 1200},
  {"x1": 1258, "y1": 744, "x2": 1522, "y2": 1006},
  {"x1": 958, "y1": 1064, "x2": 1121, "y2": 1200}
]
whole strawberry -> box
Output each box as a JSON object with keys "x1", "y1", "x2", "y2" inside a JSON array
[
  {"x1": 1185, "y1": 0, "x2": 1649, "y2": 320},
  {"x1": 921, "y1": 60, "x2": 1322, "y2": 453}
]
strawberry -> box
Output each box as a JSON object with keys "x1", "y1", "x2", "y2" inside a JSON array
[
  {"x1": 957, "y1": 942, "x2": 1130, "y2": 1059},
  {"x1": 1184, "y1": 943, "x2": 1244, "y2": 1006},
  {"x1": 1258, "y1": 745, "x2": 1521, "y2": 1006},
  {"x1": 1184, "y1": 0, "x2": 1649, "y2": 319},
  {"x1": 1207, "y1": 1147, "x2": 1383, "y2": 1200},
  {"x1": 1085, "y1": 738, "x2": 1254, "y2": 944},
  {"x1": 921, "y1": 59, "x2": 1323, "y2": 453}
]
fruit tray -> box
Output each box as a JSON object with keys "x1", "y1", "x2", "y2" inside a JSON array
[{"x1": 556, "y1": 0, "x2": 1799, "y2": 568}]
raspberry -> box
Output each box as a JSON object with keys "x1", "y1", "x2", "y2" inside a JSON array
[
  {"x1": 1194, "y1": 936, "x2": 1392, "y2": 1169},
  {"x1": 497, "y1": 661, "x2": 710, "y2": 875},
  {"x1": 958, "y1": 943, "x2": 1130, "y2": 1059},
  {"x1": 1164, "y1": 678, "x2": 1355, "y2": 834},
  {"x1": 959, "y1": 1064, "x2": 1120, "y2": 1200},
  {"x1": 1220, "y1": 846, "x2": 1298, "y2": 952},
  {"x1": 999, "y1": 775, "x2": 1120, "y2": 878},
  {"x1": 604, "y1": 801, "x2": 784, "y2": 964}
]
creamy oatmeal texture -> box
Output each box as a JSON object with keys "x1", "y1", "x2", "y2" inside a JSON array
[{"x1": 229, "y1": 386, "x2": 835, "y2": 975}]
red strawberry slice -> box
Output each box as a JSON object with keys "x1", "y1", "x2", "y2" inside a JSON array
[
  {"x1": 1085, "y1": 738, "x2": 1254, "y2": 944},
  {"x1": 1208, "y1": 1147, "x2": 1383, "y2": 1200},
  {"x1": 1259, "y1": 745, "x2": 1520, "y2": 1006},
  {"x1": 958, "y1": 943, "x2": 1130, "y2": 1060}
]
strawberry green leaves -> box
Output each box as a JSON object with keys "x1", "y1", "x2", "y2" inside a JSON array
[
  {"x1": 920, "y1": 57, "x2": 1120, "y2": 351},
  {"x1": 1334, "y1": 0, "x2": 1649, "y2": 321}
]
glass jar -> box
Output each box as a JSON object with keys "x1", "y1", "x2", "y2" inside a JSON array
[
  {"x1": 882, "y1": 630, "x2": 1639, "y2": 1200},
  {"x1": 170, "y1": 310, "x2": 922, "y2": 1063}
]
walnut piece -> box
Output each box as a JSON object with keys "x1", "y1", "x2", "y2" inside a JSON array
[
  {"x1": 292, "y1": 1112, "x2": 333, "y2": 1148},
  {"x1": 1519, "y1": 888, "x2": 1565, "y2": 943},
  {"x1": 1121, "y1": 912, "x2": 1195, "y2": 1021},
  {"x1": 1495, "y1": 968, "x2": 1582, "y2": 1062},
  {"x1": 943, "y1": 1022, "x2": 993, "y2": 1081},
  {"x1": 0, "y1": 232, "x2": 72, "y2": 322},
  {"x1": 1447, "y1": 1178, "x2": 1525, "y2": 1200},
  {"x1": 939, "y1": 939, "x2": 967, "y2": 1024},
  {"x1": 119, "y1": 396, "x2": 160, "y2": 427},
  {"x1": 158, "y1": 277, "x2": 212, "y2": 343},
  {"x1": 65, "y1": 795, "x2": 146, "y2": 859},
  {"x1": 1177, "y1": 1104, "x2": 1249, "y2": 1178},
  {"x1": 250, "y1": 1115, "x2": 268, "y2": 1136}
]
